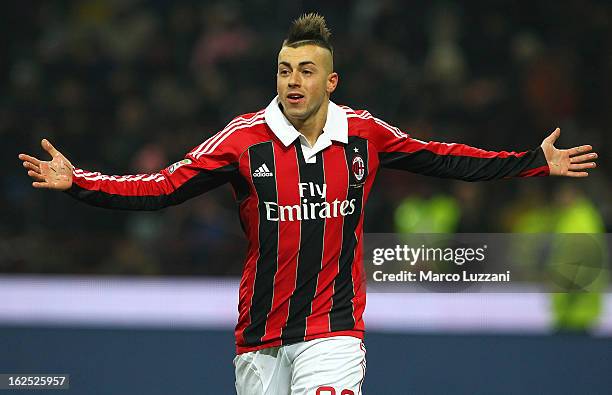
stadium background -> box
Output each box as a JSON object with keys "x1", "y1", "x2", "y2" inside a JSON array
[{"x1": 1, "y1": 1, "x2": 611, "y2": 394}]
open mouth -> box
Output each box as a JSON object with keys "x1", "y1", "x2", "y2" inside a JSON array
[{"x1": 287, "y1": 93, "x2": 304, "y2": 104}]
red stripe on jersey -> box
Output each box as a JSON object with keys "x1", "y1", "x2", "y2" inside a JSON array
[
  {"x1": 261, "y1": 143, "x2": 301, "y2": 343},
  {"x1": 518, "y1": 165, "x2": 549, "y2": 177},
  {"x1": 352, "y1": 141, "x2": 378, "y2": 332},
  {"x1": 235, "y1": 151, "x2": 259, "y2": 346},
  {"x1": 305, "y1": 144, "x2": 349, "y2": 338},
  {"x1": 351, "y1": 230, "x2": 366, "y2": 333},
  {"x1": 419, "y1": 142, "x2": 529, "y2": 159}
]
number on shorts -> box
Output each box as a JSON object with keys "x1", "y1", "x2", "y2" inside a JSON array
[{"x1": 315, "y1": 387, "x2": 355, "y2": 395}]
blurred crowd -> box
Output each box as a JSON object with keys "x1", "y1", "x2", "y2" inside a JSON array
[{"x1": 2, "y1": 0, "x2": 611, "y2": 275}]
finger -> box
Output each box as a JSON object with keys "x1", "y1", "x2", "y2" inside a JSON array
[
  {"x1": 568, "y1": 145, "x2": 593, "y2": 156},
  {"x1": 569, "y1": 162, "x2": 596, "y2": 170},
  {"x1": 23, "y1": 161, "x2": 41, "y2": 173},
  {"x1": 570, "y1": 152, "x2": 597, "y2": 163},
  {"x1": 27, "y1": 170, "x2": 46, "y2": 181},
  {"x1": 18, "y1": 154, "x2": 42, "y2": 167},
  {"x1": 565, "y1": 171, "x2": 589, "y2": 178},
  {"x1": 26, "y1": 164, "x2": 42, "y2": 176},
  {"x1": 41, "y1": 139, "x2": 59, "y2": 158},
  {"x1": 544, "y1": 128, "x2": 561, "y2": 145},
  {"x1": 32, "y1": 181, "x2": 51, "y2": 188}
]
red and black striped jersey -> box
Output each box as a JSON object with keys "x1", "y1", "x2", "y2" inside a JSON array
[{"x1": 66, "y1": 97, "x2": 549, "y2": 353}]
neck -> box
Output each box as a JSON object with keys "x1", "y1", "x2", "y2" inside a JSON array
[{"x1": 286, "y1": 99, "x2": 329, "y2": 146}]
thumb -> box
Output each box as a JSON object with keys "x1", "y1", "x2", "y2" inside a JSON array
[
  {"x1": 41, "y1": 139, "x2": 59, "y2": 158},
  {"x1": 543, "y1": 128, "x2": 560, "y2": 146}
]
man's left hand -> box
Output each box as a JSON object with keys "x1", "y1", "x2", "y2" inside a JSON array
[{"x1": 541, "y1": 128, "x2": 598, "y2": 177}]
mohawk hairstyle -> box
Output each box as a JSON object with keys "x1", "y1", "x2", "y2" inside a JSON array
[{"x1": 283, "y1": 13, "x2": 333, "y2": 54}]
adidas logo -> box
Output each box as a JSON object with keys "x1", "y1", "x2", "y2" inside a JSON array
[{"x1": 253, "y1": 163, "x2": 273, "y2": 178}]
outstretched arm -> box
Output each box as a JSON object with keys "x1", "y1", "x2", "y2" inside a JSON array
[
  {"x1": 18, "y1": 138, "x2": 238, "y2": 211},
  {"x1": 360, "y1": 110, "x2": 598, "y2": 181}
]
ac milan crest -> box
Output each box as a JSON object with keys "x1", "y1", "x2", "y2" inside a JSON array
[{"x1": 352, "y1": 155, "x2": 365, "y2": 182}]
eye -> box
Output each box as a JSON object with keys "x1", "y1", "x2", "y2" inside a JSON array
[
  {"x1": 302, "y1": 69, "x2": 313, "y2": 76},
  {"x1": 279, "y1": 69, "x2": 290, "y2": 76}
]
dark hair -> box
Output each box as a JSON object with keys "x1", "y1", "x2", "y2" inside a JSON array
[{"x1": 283, "y1": 13, "x2": 333, "y2": 54}]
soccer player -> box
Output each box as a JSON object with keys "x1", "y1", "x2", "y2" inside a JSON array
[{"x1": 19, "y1": 13, "x2": 597, "y2": 395}]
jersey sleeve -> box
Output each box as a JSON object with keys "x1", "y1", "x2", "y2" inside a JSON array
[
  {"x1": 363, "y1": 113, "x2": 550, "y2": 181},
  {"x1": 65, "y1": 128, "x2": 242, "y2": 211}
]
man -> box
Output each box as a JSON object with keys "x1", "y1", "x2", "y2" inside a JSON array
[{"x1": 19, "y1": 13, "x2": 597, "y2": 395}]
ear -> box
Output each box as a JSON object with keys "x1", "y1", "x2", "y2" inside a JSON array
[{"x1": 327, "y1": 72, "x2": 339, "y2": 94}]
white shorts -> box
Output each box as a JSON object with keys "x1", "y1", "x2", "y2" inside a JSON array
[{"x1": 234, "y1": 336, "x2": 366, "y2": 395}]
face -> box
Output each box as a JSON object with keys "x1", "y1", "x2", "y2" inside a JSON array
[{"x1": 276, "y1": 44, "x2": 338, "y2": 123}]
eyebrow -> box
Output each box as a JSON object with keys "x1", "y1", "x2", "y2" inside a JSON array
[{"x1": 278, "y1": 61, "x2": 316, "y2": 68}]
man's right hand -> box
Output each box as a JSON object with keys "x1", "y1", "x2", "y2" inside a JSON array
[{"x1": 18, "y1": 139, "x2": 74, "y2": 190}]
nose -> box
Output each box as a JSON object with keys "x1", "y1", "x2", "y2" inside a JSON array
[{"x1": 288, "y1": 72, "x2": 301, "y2": 87}]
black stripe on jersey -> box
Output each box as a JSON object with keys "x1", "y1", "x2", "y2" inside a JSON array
[
  {"x1": 65, "y1": 164, "x2": 237, "y2": 211},
  {"x1": 379, "y1": 148, "x2": 547, "y2": 181},
  {"x1": 330, "y1": 136, "x2": 369, "y2": 332},
  {"x1": 243, "y1": 142, "x2": 279, "y2": 345},
  {"x1": 282, "y1": 144, "x2": 326, "y2": 342}
]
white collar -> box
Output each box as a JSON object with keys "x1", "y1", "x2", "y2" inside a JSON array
[{"x1": 264, "y1": 96, "x2": 348, "y2": 147}]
